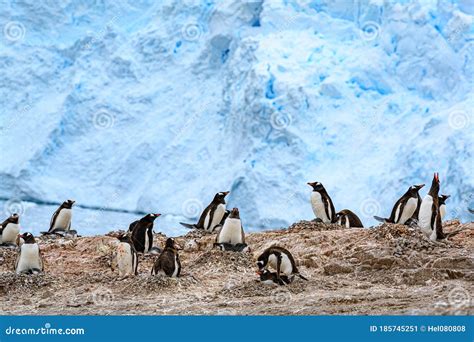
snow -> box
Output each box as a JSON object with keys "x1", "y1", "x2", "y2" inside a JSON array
[{"x1": 0, "y1": 0, "x2": 472, "y2": 235}]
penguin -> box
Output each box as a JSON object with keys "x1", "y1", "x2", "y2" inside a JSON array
[
  {"x1": 116, "y1": 234, "x2": 138, "y2": 278},
  {"x1": 438, "y1": 194, "x2": 450, "y2": 220},
  {"x1": 15, "y1": 232, "x2": 43, "y2": 274},
  {"x1": 418, "y1": 173, "x2": 445, "y2": 240},
  {"x1": 44, "y1": 199, "x2": 75, "y2": 235},
  {"x1": 256, "y1": 246, "x2": 308, "y2": 282},
  {"x1": 0, "y1": 213, "x2": 20, "y2": 246},
  {"x1": 151, "y1": 238, "x2": 181, "y2": 277},
  {"x1": 335, "y1": 209, "x2": 364, "y2": 228},
  {"x1": 307, "y1": 182, "x2": 336, "y2": 223},
  {"x1": 130, "y1": 213, "x2": 160, "y2": 253},
  {"x1": 214, "y1": 208, "x2": 247, "y2": 251},
  {"x1": 373, "y1": 184, "x2": 425, "y2": 225},
  {"x1": 179, "y1": 191, "x2": 229, "y2": 232},
  {"x1": 258, "y1": 269, "x2": 293, "y2": 285}
]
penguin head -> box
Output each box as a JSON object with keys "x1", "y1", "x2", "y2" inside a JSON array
[
  {"x1": 408, "y1": 184, "x2": 425, "y2": 194},
  {"x1": 439, "y1": 194, "x2": 450, "y2": 205},
  {"x1": 8, "y1": 213, "x2": 19, "y2": 224},
  {"x1": 228, "y1": 207, "x2": 240, "y2": 219},
  {"x1": 256, "y1": 255, "x2": 267, "y2": 271},
  {"x1": 63, "y1": 200, "x2": 75, "y2": 209},
  {"x1": 165, "y1": 238, "x2": 182, "y2": 250},
  {"x1": 428, "y1": 173, "x2": 440, "y2": 196},
  {"x1": 142, "y1": 213, "x2": 161, "y2": 222},
  {"x1": 257, "y1": 269, "x2": 273, "y2": 280},
  {"x1": 117, "y1": 233, "x2": 131, "y2": 243},
  {"x1": 213, "y1": 191, "x2": 229, "y2": 203},
  {"x1": 307, "y1": 181, "x2": 324, "y2": 192},
  {"x1": 19, "y1": 232, "x2": 35, "y2": 244}
]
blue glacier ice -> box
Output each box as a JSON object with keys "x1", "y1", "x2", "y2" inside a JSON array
[{"x1": 0, "y1": 0, "x2": 473, "y2": 236}]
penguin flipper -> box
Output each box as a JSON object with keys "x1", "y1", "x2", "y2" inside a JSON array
[
  {"x1": 179, "y1": 222, "x2": 198, "y2": 229},
  {"x1": 373, "y1": 216, "x2": 387, "y2": 223}
]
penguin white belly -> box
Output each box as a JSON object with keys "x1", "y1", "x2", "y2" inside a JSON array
[
  {"x1": 1, "y1": 223, "x2": 20, "y2": 244},
  {"x1": 144, "y1": 231, "x2": 150, "y2": 253},
  {"x1": 311, "y1": 192, "x2": 330, "y2": 223},
  {"x1": 217, "y1": 218, "x2": 242, "y2": 244},
  {"x1": 397, "y1": 198, "x2": 417, "y2": 224},
  {"x1": 117, "y1": 243, "x2": 134, "y2": 276},
  {"x1": 418, "y1": 195, "x2": 433, "y2": 234},
  {"x1": 440, "y1": 205, "x2": 446, "y2": 220},
  {"x1": 172, "y1": 255, "x2": 179, "y2": 278},
  {"x1": 53, "y1": 209, "x2": 72, "y2": 230},
  {"x1": 206, "y1": 204, "x2": 226, "y2": 231},
  {"x1": 268, "y1": 254, "x2": 293, "y2": 275},
  {"x1": 16, "y1": 244, "x2": 41, "y2": 273}
]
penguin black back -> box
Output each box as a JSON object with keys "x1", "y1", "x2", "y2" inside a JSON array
[{"x1": 151, "y1": 238, "x2": 181, "y2": 277}]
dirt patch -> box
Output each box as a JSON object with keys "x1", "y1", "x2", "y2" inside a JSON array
[{"x1": 0, "y1": 220, "x2": 472, "y2": 315}]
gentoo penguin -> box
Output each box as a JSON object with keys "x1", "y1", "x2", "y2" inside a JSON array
[
  {"x1": 258, "y1": 269, "x2": 293, "y2": 285},
  {"x1": 335, "y1": 209, "x2": 364, "y2": 228},
  {"x1": 0, "y1": 213, "x2": 20, "y2": 246},
  {"x1": 15, "y1": 232, "x2": 43, "y2": 274},
  {"x1": 418, "y1": 173, "x2": 445, "y2": 240},
  {"x1": 214, "y1": 208, "x2": 247, "y2": 251},
  {"x1": 257, "y1": 246, "x2": 308, "y2": 282},
  {"x1": 307, "y1": 182, "x2": 336, "y2": 223},
  {"x1": 180, "y1": 191, "x2": 229, "y2": 232},
  {"x1": 130, "y1": 213, "x2": 160, "y2": 253},
  {"x1": 44, "y1": 199, "x2": 75, "y2": 235},
  {"x1": 438, "y1": 194, "x2": 450, "y2": 220},
  {"x1": 151, "y1": 238, "x2": 181, "y2": 277},
  {"x1": 116, "y1": 234, "x2": 138, "y2": 278},
  {"x1": 374, "y1": 184, "x2": 425, "y2": 224}
]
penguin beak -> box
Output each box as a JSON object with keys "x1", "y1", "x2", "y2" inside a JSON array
[
  {"x1": 416, "y1": 184, "x2": 425, "y2": 190},
  {"x1": 155, "y1": 213, "x2": 161, "y2": 217},
  {"x1": 223, "y1": 191, "x2": 230, "y2": 196},
  {"x1": 256, "y1": 270, "x2": 262, "y2": 275},
  {"x1": 307, "y1": 182, "x2": 315, "y2": 187},
  {"x1": 434, "y1": 173, "x2": 439, "y2": 182}
]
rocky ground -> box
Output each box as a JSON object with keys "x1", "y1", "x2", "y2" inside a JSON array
[{"x1": 0, "y1": 220, "x2": 472, "y2": 315}]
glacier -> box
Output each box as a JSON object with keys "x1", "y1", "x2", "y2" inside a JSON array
[{"x1": 0, "y1": 0, "x2": 473, "y2": 236}]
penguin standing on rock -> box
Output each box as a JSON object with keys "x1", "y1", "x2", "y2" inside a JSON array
[
  {"x1": 42, "y1": 200, "x2": 76, "y2": 236},
  {"x1": 151, "y1": 238, "x2": 181, "y2": 277},
  {"x1": 180, "y1": 191, "x2": 229, "y2": 232},
  {"x1": 15, "y1": 233, "x2": 43, "y2": 274},
  {"x1": 418, "y1": 173, "x2": 445, "y2": 240},
  {"x1": 335, "y1": 209, "x2": 364, "y2": 228},
  {"x1": 214, "y1": 208, "x2": 248, "y2": 252},
  {"x1": 257, "y1": 246, "x2": 308, "y2": 282},
  {"x1": 130, "y1": 213, "x2": 160, "y2": 253},
  {"x1": 374, "y1": 184, "x2": 425, "y2": 225},
  {"x1": 0, "y1": 213, "x2": 20, "y2": 246},
  {"x1": 116, "y1": 234, "x2": 138, "y2": 278},
  {"x1": 307, "y1": 182, "x2": 336, "y2": 223},
  {"x1": 438, "y1": 194, "x2": 450, "y2": 220}
]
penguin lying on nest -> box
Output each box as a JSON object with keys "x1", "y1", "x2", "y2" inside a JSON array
[
  {"x1": 41, "y1": 200, "x2": 78, "y2": 237},
  {"x1": 213, "y1": 208, "x2": 249, "y2": 252},
  {"x1": 257, "y1": 269, "x2": 293, "y2": 285}
]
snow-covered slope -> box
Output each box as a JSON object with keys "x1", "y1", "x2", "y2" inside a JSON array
[{"x1": 1, "y1": 0, "x2": 473, "y2": 234}]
